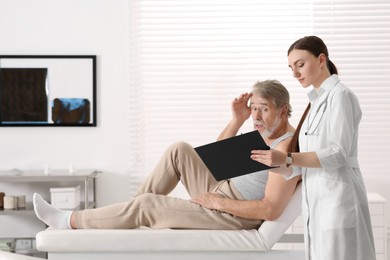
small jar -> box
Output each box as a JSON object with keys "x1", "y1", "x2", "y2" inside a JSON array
[
  {"x1": 16, "y1": 195, "x2": 26, "y2": 209},
  {"x1": 3, "y1": 195, "x2": 17, "y2": 209}
]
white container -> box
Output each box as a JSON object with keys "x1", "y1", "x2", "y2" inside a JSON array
[
  {"x1": 50, "y1": 186, "x2": 80, "y2": 210},
  {"x1": 3, "y1": 196, "x2": 17, "y2": 209}
]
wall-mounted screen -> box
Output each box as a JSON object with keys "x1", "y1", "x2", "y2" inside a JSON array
[{"x1": 0, "y1": 55, "x2": 96, "y2": 126}]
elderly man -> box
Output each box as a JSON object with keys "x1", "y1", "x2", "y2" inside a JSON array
[{"x1": 33, "y1": 80, "x2": 300, "y2": 230}]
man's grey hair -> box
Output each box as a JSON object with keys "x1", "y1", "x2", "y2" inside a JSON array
[{"x1": 251, "y1": 80, "x2": 292, "y2": 117}]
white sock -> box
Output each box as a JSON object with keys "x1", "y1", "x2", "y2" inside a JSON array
[{"x1": 33, "y1": 193, "x2": 72, "y2": 229}]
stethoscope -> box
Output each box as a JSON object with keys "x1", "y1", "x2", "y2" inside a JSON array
[
  {"x1": 304, "y1": 78, "x2": 341, "y2": 135},
  {"x1": 304, "y1": 95, "x2": 328, "y2": 136}
]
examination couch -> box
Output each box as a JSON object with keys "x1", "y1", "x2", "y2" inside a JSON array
[{"x1": 34, "y1": 183, "x2": 304, "y2": 260}]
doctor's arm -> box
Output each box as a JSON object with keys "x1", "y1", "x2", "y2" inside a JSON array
[{"x1": 251, "y1": 150, "x2": 321, "y2": 172}]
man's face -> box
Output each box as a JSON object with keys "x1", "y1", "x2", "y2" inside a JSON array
[{"x1": 250, "y1": 94, "x2": 281, "y2": 138}]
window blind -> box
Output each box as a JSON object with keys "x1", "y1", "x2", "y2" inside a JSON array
[
  {"x1": 128, "y1": 0, "x2": 390, "y2": 192},
  {"x1": 311, "y1": 0, "x2": 390, "y2": 180}
]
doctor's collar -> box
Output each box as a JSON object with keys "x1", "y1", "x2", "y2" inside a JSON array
[
  {"x1": 321, "y1": 74, "x2": 340, "y2": 90},
  {"x1": 307, "y1": 74, "x2": 340, "y2": 102},
  {"x1": 307, "y1": 87, "x2": 325, "y2": 102}
]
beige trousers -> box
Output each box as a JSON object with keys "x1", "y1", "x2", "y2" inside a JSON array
[{"x1": 74, "y1": 142, "x2": 263, "y2": 230}]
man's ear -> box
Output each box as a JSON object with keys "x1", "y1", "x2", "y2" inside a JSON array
[{"x1": 280, "y1": 104, "x2": 289, "y2": 116}]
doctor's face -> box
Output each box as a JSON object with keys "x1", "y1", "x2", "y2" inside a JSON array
[
  {"x1": 250, "y1": 95, "x2": 281, "y2": 138},
  {"x1": 288, "y1": 49, "x2": 324, "y2": 88}
]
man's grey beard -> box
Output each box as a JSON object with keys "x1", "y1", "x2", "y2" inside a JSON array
[{"x1": 254, "y1": 116, "x2": 281, "y2": 139}]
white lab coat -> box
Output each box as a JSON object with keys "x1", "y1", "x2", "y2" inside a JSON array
[{"x1": 297, "y1": 75, "x2": 376, "y2": 260}]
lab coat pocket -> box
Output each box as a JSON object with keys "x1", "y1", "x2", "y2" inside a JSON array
[
  {"x1": 318, "y1": 177, "x2": 357, "y2": 230},
  {"x1": 321, "y1": 227, "x2": 357, "y2": 260}
]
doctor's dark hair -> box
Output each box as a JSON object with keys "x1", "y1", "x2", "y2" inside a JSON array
[
  {"x1": 287, "y1": 35, "x2": 338, "y2": 75},
  {"x1": 287, "y1": 36, "x2": 337, "y2": 152},
  {"x1": 251, "y1": 80, "x2": 292, "y2": 117}
]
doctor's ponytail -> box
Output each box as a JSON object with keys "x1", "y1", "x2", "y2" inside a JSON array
[
  {"x1": 327, "y1": 59, "x2": 338, "y2": 75},
  {"x1": 288, "y1": 35, "x2": 338, "y2": 75},
  {"x1": 288, "y1": 103, "x2": 311, "y2": 153}
]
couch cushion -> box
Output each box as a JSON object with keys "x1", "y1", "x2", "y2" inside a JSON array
[
  {"x1": 36, "y1": 183, "x2": 302, "y2": 253},
  {"x1": 37, "y1": 228, "x2": 268, "y2": 252},
  {"x1": 257, "y1": 182, "x2": 302, "y2": 250}
]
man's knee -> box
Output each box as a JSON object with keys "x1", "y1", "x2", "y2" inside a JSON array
[
  {"x1": 167, "y1": 141, "x2": 194, "y2": 157},
  {"x1": 133, "y1": 193, "x2": 158, "y2": 206}
]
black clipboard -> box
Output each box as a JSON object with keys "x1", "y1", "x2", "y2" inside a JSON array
[{"x1": 194, "y1": 130, "x2": 274, "y2": 181}]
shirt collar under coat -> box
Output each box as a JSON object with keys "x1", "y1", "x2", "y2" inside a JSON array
[{"x1": 307, "y1": 74, "x2": 340, "y2": 104}]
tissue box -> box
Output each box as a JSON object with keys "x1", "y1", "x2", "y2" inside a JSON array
[{"x1": 50, "y1": 186, "x2": 80, "y2": 209}]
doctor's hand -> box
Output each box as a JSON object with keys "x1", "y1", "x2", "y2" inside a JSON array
[
  {"x1": 191, "y1": 192, "x2": 225, "y2": 211},
  {"x1": 251, "y1": 149, "x2": 286, "y2": 167},
  {"x1": 231, "y1": 92, "x2": 253, "y2": 123}
]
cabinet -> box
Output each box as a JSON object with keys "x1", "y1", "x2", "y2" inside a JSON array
[
  {"x1": 367, "y1": 193, "x2": 387, "y2": 260},
  {"x1": 284, "y1": 193, "x2": 386, "y2": 260},
  {"x1": 0, "y1": 169, "x2": 99, "y2": 258}
]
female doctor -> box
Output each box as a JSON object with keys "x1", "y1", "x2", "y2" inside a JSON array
[{"x1": 251, "y1": 35, "x2": 376, "y2": 260}]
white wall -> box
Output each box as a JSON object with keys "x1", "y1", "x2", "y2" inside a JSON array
[
  {"x1": 1, "y1": 2, "x2": 389, "y2": 256},
  {"x1": 0, "y1": 0, "x2": 131, "y2": 206}
]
